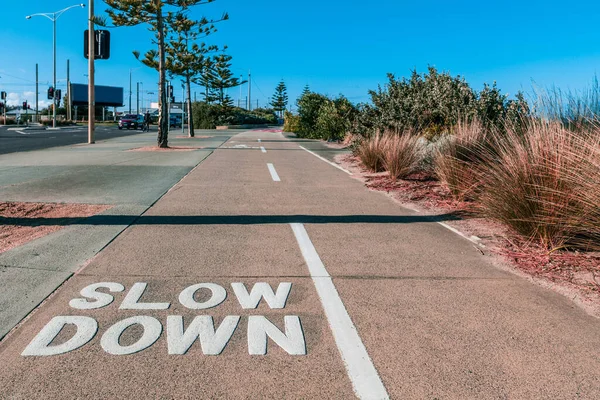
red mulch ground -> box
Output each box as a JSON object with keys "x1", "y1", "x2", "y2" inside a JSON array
[
  {"x1": 0, "y1": 202, "x2": 110, "y2": 254},
  {"x1": 336, "y1": 153, "x2": 600, "y2": 313},
  {"x1": 174, "y1": 135, "x2": 213, "y2": 139},
  {"x1": 127, "y1": 146, "x2": 203, "y2": 152}
]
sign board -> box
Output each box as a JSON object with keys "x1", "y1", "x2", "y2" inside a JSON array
[
  {"x1": 84, "y1": 30, "x2": 110, "y2": 60},
  {"x1": 70, "y1": 83, "x2": 123, "y2": 107}
]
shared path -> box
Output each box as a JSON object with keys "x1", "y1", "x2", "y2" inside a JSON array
[{"x1": 0, "y1": 130, "x2": 599, "y2": 399}]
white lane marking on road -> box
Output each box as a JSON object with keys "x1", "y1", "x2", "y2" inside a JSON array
[
  {"x1": 261, "y1": 146, "x2": 266, "y2": 153},
  {"x1": 258, "y1": 138, "x2": 262, "y2": 142},
  {"x1": 267, "y1": 163, "x2": 280, "y2": 182},
  {"x1": 290, "y1": 223, "x2": 389, "y2": 400},
  {"x1": 299, "y1": 145, "x2": 352, "y2": 175}
]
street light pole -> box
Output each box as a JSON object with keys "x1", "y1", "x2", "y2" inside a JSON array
[{"x1": 26, "y1": 4, "x2": 85, "y2": 129}]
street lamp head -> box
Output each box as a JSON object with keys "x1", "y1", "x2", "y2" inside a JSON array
[
  {"x1": 80, "y1": 4, "x2": 86, "y2": 7},
  {"x1": 25, "y1": 15, "x2": 31, "y2": 19}
]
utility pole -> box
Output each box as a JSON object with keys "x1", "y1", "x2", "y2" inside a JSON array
[
  {"x1": 35, "y1": 63, "x2": 39, "y2": 123},
  {"x1": 129, "y1": 69, "x2": 132, "y2": 114},
  {"x1": 88, "y1": 0, "x2": 95, "y2": 143},
  {"x1": 136, "y1": 82, "x2": 139, "y2": 115},
  {"x1": 248, "y1": 70, "x2": 251, "y2": 111},
  {"x1": 66, "y1": 59, "x2": 71, "y2": 121},
  {"x1": 181, "y1": 82, "x2": 184, "y2": 134}
]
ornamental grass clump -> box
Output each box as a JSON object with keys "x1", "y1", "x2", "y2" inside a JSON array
[
  {"x1": 477, "y1": 120, "x2": 600, "y2": 251},
  {"x1": 434, "y1": 119, "x2": 493, "y2": 201},
  {"x1": 355, "y1": 133, "x2": 386, "y2": 172},
  {"x1": 381, "y1": 131, "x2": 422, "y2": 180}
]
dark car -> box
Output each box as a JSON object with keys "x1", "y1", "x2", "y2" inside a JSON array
[
  {"x1": 118, "y1": 114, "x2": 144, "y2": 130},
  {"x1": 170, "y1": 114, "x2": 182, "y2": 128}
]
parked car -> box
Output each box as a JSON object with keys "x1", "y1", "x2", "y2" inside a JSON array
[
  {"x1": 170, "y1": 114, "x2": 182, "y2": 128},
  {"x1": 118, "y1": 114, "x2": 144, "y2": 130}
]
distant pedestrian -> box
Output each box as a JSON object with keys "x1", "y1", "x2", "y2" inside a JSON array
[{"x1": 144, "y1": 111, "x2": 151, "y2": 132}]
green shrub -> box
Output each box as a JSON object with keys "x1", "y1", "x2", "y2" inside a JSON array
[
  {"x1": 192, "y1": 102, "x2": 277, "y2": 129},
  {"x1": 296, "y1": 92, "x2": 328, "y2": 138},
  {"x1": 296, "y1": 92, "x2": 357, "y2": 140},
  {"x1": 283, "y1": 111, "x2": 300, "y2": 133},
  {"x1": 355, "y1": 67, "x2": 529, "y2": 138}
]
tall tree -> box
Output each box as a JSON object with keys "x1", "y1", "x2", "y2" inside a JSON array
[
  {"x1": 201, "y1": 53, "x2": 246, "y2": 108},
  {"x1": 165, "y1": 12, "x2": 226, "y2": 137},
  {"x1": 270, "y1": 81, "x2": 288, "y2": 117},
  {"x1": 102, "y1": 0, "x2": 217, "y2": 147}
]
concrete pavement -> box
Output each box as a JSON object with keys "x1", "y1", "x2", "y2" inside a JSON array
[
  {"x1": 0, "y1": 129, "x2": 599, "y2": 399},
  {"x1": 0, "y1": 130, "x2": 234, "y2": 340}
]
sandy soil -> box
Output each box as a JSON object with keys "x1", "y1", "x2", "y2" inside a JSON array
[
  {"x1": 0, "y1": 202, "x2": 110, "y2": 254},
  {"x1": 336, "y1": 153, "x2": 600, "y2": 318},
  {"x1": 127, "y1": 146, "x2": 203, "y2": 152}
]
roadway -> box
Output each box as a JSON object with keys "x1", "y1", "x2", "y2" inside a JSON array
[{"x1": 0, "y1": 124, "x2": 160, "y2": 155}]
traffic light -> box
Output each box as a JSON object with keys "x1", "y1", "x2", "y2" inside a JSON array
[
  {"x1": 22, "y1": 101, "x2": 28, "y2": 109},
  {"x1": 56, "y1": 89, "x2": 62, "y2": 100},
  {"x1": 0, "y1": 91, "x2": 6, "y2": 100},
  {"x1": 168, "y1": 85, "x2": 173, "y2": 97},
  {"x1": 48, "y1": 87, "x2": 54, "y2": 100},
  {"x1": 170, "y1": 95, "x2": 175, "y2": 103}
]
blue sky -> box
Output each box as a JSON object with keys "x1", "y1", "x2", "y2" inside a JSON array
[{"x1": 1, "y1": 0, "x2": 600, "y2": 111}]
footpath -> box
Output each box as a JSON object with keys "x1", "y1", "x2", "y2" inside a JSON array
[{"x1": 0, "y1": 130, "x2": 599, "y2": 399}]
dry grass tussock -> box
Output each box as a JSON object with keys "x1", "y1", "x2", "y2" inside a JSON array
[
  {"x1": 354, "y1": 132, "x2": 386, "y2": 172},
  {"x1": 437, "y1": 120, "x2": 600, "y2": 251},
  {"x1": 434, "y1": 119, "x2": 492, "y2": 201},
  {"x1": 381, "y1": 132, "x2": 422, "y2": 180}
]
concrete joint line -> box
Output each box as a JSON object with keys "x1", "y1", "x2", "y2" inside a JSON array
[
  {"x1": 299, "y1": 145, "x2": 352, "y2": 175},
  {"x1": 290, "y1": 223, "x2": 389, "y2": 400},
  {"x1": 267, "y1": 163, "x2": 281, "y2": 182}
]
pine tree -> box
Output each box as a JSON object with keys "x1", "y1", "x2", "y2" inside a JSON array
[
  {"x1": 270, "y1": 81, "x2": 288, "y2": 118},
  {"x1": 201, "y1": 53, "x2": 246, "y2": 108},
  {"x1": 102, "y1": 0, "x2": 219, "y2": 147},
  {"x1": 165, "y1": 12, "x2": 226, "y2": 137}
]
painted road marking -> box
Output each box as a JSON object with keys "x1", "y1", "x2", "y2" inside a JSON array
[
  {"x1": 261, "y1": 146, "x2": 266, "y2": 153},
  {"x1": 21, "y1": 282, "x2": 306, "y2": 357},
  {"x1": 267, "y1": 163, "x2": 281, "y2": 182},
  {"x1": 258, "y1": 138, "x2": 262, "y2": 142},
  {"x1": 290, "y1": 223, "x2": 389, "y2": 400},
  {"x1": 299, "y1": 145, "x2": 352, "y2": 175}
]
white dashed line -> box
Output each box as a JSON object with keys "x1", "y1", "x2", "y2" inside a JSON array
[
  {"x1": 260, "y1": 146, "x2": 266, "y2": 153},
  {"x1": 290, "y1": 223, "x2": 389, "y2": 400},
  {"x1": 258, "y1": 138, "x2": 262, "y2": 143},
  {"x1": 299, "y1": 145, "x2": 352, "y2": 175},
  {"x1": 267, "y1": 163, "x2": 280, "y2": 182}
]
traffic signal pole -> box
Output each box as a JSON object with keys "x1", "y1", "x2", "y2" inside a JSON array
[
  {"x1": 88, "y1": 0, "x2": 95, "y2": 143},
  {"x1": 35, "y1": 63, "x2": 39, "y2": 123}
]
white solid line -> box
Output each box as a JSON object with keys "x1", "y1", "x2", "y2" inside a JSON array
[
  {"x1": 290, "y1": 223, "x2": 389, "y2": 400},
  {"x1": 258, "y1": 138, "x2": 262, "y2": 142},
  {"x1": 267, "y1": 163, "x2": 280, "y2": 182},
  {"x1": 260, "y1": 146, "x2": 266, "y2": 153},
  {"x1": 299, "y1": 145, "x2": 352, "y2": 175},
  {"x1": 437, "y1": 221, "x2": 485, "y2": 247}
]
